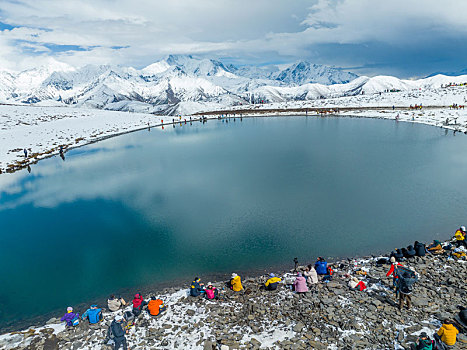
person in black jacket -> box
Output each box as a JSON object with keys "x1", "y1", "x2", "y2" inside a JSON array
[
  {"x1": 107, "y1": 315, "x2": 127, "y2": 350},
  {"x1": 414, "y1": 241, "x2": 427, "y2": 257}
]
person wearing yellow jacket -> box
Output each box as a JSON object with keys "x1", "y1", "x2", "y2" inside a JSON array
[
  {"x1": 435, "y1": 319, "x2": 459, "y2": 346},
  {"x1": 264, "y1": 273, "x2": 281, "y2": 291},
  {"x1": 230, "y1": 273, "x2": 243, "y2": 292},
  {"x1": 454, "y1": 226, "x2": 466, "y2": 248}
]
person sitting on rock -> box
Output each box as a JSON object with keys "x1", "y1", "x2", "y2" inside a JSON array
[
  {"x1": 454, "y1": 226, "x2": 466, "y2": 248},
  {"x1": 410, "y1": 332, "x2": 434, "y2": 350},
  {"x1": 427, "y1": 240, "x2": 443, "y2": 254},
  {"x1": 434, "y1": 319, "x2": 459, "y2": 348},
  {"x1": 348, "y1": 277, "x2": 367, "y2": 291},
  {"x1": 414, "y1": 241, "x2": 427, "y2": 257},
  {"x1": 323, "y1": 265, "x2": 334, "y2": 281},
  {"x1": 230, "y1": 273, "x2": 243, "y2": 292},
  {"x1": 293, "y1": 272, "x2": 308, "y2": 294},
  {"x1": 264, "y1": 273, "x2": 281, "y2": 291},
  {"x1": 190, "y1": 277, "x2": 205, "y2": 297},
  {"x1": 314, "y1": 257, "x2": 328, "y2": 275},
  {"x1": 405, "y1": 245, "x2": 416, "y2": 259},
  {"x1": 132, "y1": 293, "x2": 146, "y2": 316},
  {"x1": 205, "y1": 282, "x2": 219, "y2": 299},
  {"x1": 60, "y1": 307, "x2": 79, "y2": 327},
  {"x1": 147, "y1": 295, "x2": 167, "y2": 316},
  {"x1": 303, "y1": 264, "x2": 318, "y2": 285},
  {"x1": 107, "y1": 295, "x2": 126, "y2": 312},
  {"x1": 81, "y1": 304, "x2": 102, "y2": 324},
  {"x1": 107, "y1": 315, "x2": 128, "y2": 350}
]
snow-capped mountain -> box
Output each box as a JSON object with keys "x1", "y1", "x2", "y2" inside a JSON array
[{"x1": 0, "y1": 55, "x2": 465, "y2": 115}]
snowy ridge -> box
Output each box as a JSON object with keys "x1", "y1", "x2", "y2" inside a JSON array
[{"x1": 0, "y1": 55, "x2": 361, "y2": 115}]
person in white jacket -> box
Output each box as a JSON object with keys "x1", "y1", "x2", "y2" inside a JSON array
[{"x1": 304, "y1": 264, "x2": 318, "y2": 285}]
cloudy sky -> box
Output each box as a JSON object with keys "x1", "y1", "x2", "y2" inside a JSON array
[{"x1": 0, "y1": 0, "x2": 466, "y2": 77}]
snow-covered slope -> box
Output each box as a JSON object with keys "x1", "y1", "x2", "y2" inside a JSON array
[
  {"x1": 0, "y1": 56, "x2": 360, "y2": 114},
  {"x1": 1, "y1": 55, "x2": 466, "y2": 116}
]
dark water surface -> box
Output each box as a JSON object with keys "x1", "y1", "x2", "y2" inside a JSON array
[{"x1": 1, "y1": 116, "x2": 467, "y2": 330}]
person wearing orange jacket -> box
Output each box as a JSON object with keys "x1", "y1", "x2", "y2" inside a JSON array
[{"x1": 147, "y1": 296, "x2": 166, "y2": 316}]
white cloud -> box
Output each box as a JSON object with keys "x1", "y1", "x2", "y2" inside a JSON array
[{"x1": 0, "y1": 0, "x2": 466, "y2": 75}]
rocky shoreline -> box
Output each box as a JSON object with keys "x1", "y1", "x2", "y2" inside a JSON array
[{"x1": 0, "y1": 239, "x2": 466, "y2": 350}]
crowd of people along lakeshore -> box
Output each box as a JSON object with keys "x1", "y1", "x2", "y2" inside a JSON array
[{"x1": 60, "y1": 226, "x2": 467, "y2": 350}]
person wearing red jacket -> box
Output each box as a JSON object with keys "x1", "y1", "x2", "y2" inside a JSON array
[
  {"x1": 132, "y1": 293, "x2": 146, "y2": 316},
  {"x1": 386, "y1": 257, "x2": 403, "y2": 290}
]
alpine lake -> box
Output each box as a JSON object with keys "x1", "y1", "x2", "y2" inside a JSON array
[{"x1": 1, "y1": 115, "x2": 467, "y2": 331}]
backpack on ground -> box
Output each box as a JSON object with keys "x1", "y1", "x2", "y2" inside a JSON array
[
  {"x1": 71, "y1": 315, "x2": 80, "y2": 327},
  {"x1": 124, "y1": 310, "x2": 135, "y2": 329}
]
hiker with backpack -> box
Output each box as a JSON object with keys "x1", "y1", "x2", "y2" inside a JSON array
[
  {"x1": 82, "y1": 304, "x2": 102, "y2": 324},
  {"x1": 132, "y1": 293, "x2": 146, "y2": 316},
  {"x1": 396, "y1": 267, "x2": 418, "y2": 310},
  {"x1": 147, "y1": 295, "x2": 167, "y2": 316},
  {"x1": 190, "y1": 277, "x2": 205, "y2": 297},
  {"x1": 61, "y1": 307, "x2": 79, "y2": 327},
  {"x1": 107, "y1": 295, "x2": 126, "y2": 312},
  {"x1": 107, "y1": 315, "x2": 128, "y2": 350},
  {"x1": 410, "y1": 332, "x2": 434, "y2": 350}
]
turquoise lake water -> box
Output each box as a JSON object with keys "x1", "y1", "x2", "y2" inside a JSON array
[{"x1": 1, "y1": 116, "x2": 467, "y2": 330}]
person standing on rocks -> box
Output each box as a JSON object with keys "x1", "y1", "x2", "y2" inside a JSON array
[
  {"x1": 386, "y1": 257, "x2": 403, "y2": 290},
  {"x1": 107, "y1": 315, "x2": 128, "y2": 350},
  {"x1": 23, "y1": 148, "x2": 28, "y2": 158},
  {"x1": 396, "y1": 269, "x2": 418, "y2": 310}
]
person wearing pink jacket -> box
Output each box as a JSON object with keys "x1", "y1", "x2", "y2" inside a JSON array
[{"x1": 293, "y1": 273, "x2": 308, "y2": 294}]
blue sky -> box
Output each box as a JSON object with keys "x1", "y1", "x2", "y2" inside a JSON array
[{"x1": 0, "y1": 0, "x2": 466, "y2": 77}]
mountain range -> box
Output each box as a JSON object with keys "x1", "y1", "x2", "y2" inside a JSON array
[{"x1": 0, "y1": 55, "x2": 465, "y2": 115}]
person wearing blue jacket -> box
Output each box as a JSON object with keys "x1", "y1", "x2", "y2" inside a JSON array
[
  {"x1": 82, "y1": 305, "x2": 102, "y2": 324},
  {"x1": 190, "y1": 277, "x2": 204, "y2": 297},
  {"x1": 314, "y1": 257, "x2": 328, "y2": 275}
]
